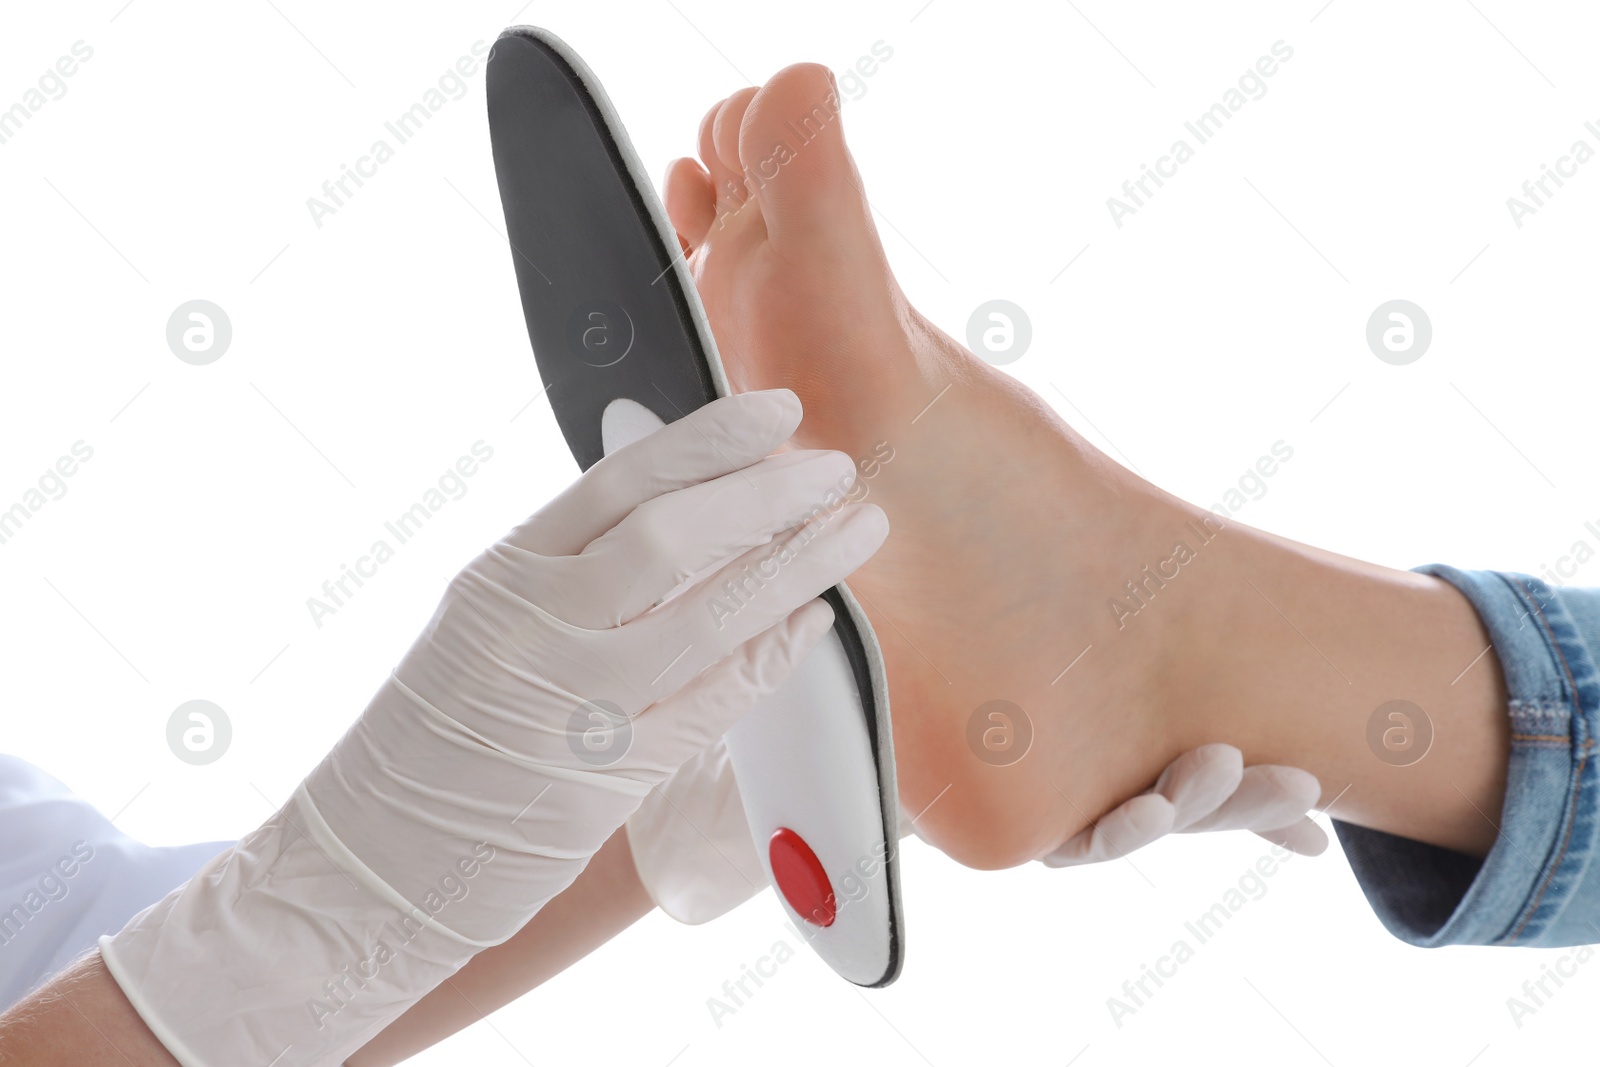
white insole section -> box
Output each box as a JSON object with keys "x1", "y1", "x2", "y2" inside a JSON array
[
  {"x1": 600, "y1": 397, "x2": 892, "y2": 985},
  {"x1": 601, "y1": 397, "x2": 668, "y2": 457}
]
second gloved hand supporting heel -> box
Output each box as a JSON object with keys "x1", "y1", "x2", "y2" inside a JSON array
[{"x1": 1040, "y1": 743, "x2": 1328, "y2": 867}]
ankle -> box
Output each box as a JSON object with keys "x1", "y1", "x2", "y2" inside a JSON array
[{"x1": 1166, "y1": 516, "x2": 1510, "y2": 853}]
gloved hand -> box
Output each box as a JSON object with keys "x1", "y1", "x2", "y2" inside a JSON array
[
  {"x1": 1038, "y1": 743, "x2": 1327, "y2": 866},
  {"x1": 628, "y1": 741, "x2": 1324, "y2": 923},
  {"x1": 100, "y1": 389, "x2": 888, "y2": 1067}
]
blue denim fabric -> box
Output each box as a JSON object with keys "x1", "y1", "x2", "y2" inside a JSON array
[{"x1": 1335, "y1": 566, "x2": 1600, "y2": 947}]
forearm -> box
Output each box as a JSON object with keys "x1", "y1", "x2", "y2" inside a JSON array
[
  {"x1": 0, "y1": 827, "x2": 657, "y2": 1067},
  {"x1": 0, "y1": 953, "x2": 177, "y2": 1067},
  {"x1": 348, "y1": 827, "x2": 654, "y2": 1066}
]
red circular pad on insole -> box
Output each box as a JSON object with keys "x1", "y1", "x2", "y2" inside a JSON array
[{"x1": 769, "y1": 827, "x2": 837, "y2": 927}]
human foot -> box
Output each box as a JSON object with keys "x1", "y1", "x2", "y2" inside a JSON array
[
  {"x1": 662, "y1": 63, "x2": 1510, "y2": 864},
  {"x1": 661, "y1": 64, "x2": 1215, "y2": 868}
]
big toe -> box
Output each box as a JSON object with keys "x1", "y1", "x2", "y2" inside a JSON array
[{"x1": 737, "y1": 62, "x2": 866, "y2": 248}]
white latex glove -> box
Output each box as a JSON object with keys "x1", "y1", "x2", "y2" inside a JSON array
[
  {"x1": 629, "y1": 742, "x2": 1324, "y2": 923},
  {"x1": 1040, "y1": 743, "x2": 1327, "y2": 867},
  {"x1": 100, "y1": 389, "x2": 888, "y2": 1067}
]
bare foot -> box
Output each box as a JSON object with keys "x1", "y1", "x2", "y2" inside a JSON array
[
  {"x1": 662, "y1": 64, "x2": 1197, "y2": 868},
  {"x1": 662, "y1": 63, "x2": 1512, "y2": 864}
]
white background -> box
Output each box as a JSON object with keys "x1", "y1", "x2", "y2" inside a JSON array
[{"x1": 3, "y1": 0, "x2": 1599, "y2": 1064}]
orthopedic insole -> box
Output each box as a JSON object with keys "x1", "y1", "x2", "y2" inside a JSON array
[{"x1": 486, "y1": 26, "x2": 903, "y2": 987}]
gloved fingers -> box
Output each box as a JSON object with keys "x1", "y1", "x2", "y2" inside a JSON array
[
  {"x1": 418, "y1": 503, "x2": 877, "y2": 735},
  {"x1": 1252, "y1": 816, "x2": 1330, "y2": 856},
  {"x1": 511, "y1": 389, "x2": 803, "y2": 556},
  {"x1": 1038, "y1": 793, "x2": 1175, "y2": 868},
  {"x1": 617, "y1": 502, "x2": 888, "y2": 705},
  {"x1": 632, "y1": 599, "x2": 836, "y2": 769},
  {"x1": 1152, "y1": 743, "x2": 1245, "y2": 832},
  {"x1": 532, "y1": 449, "x2": 857, "y2": 628},
  {"x1": 1183, "y1": 764, "x2": 1321, "y2": 835}
]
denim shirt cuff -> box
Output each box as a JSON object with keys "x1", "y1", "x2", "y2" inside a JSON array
[{"x1": 1334, "y1": 566, "x2": 1600, "y2": 947}]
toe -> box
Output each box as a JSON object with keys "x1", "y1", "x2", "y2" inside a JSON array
[
  {"x1": 713, "y1": 86, "x2": 759, "y2": 186},
  {"x1": 738, "y1": 62, "x2": 865, "y2": 248},
  {"x1": 663, "y1": 156, "x2": 716, "y2": 250},
  {"x1": 697, "y1": 96, "x2": 747, "y2": 207}
]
